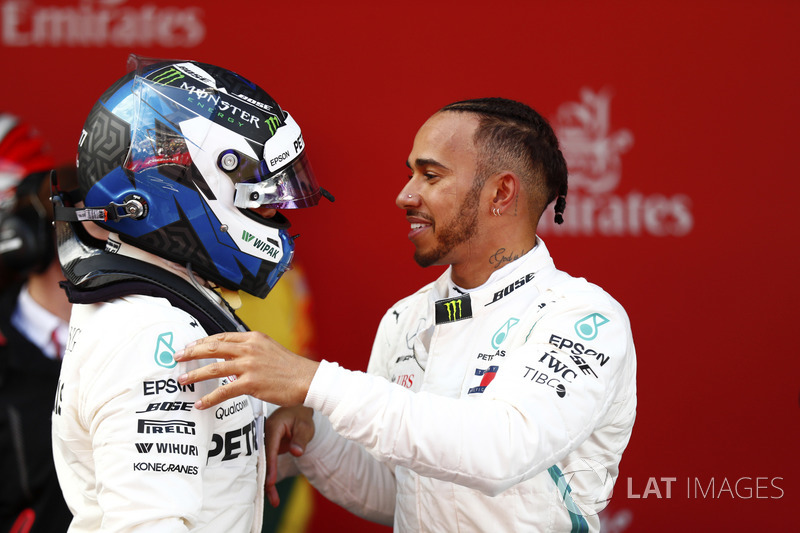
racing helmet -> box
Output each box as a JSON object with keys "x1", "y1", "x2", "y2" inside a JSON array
[
  {"x1": 0, "y1": 113, "x2": 56, "y2": 282},
  {"x1": 61, "y1": 57, "x2": 331, "y2": 298}
]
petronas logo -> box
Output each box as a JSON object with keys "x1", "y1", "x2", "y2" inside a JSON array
[
  {"x1": 154, "y1": 332, "x2": 176, "y2": 368},
  {"x1": 574, "y1": 313, "x2": 609, "y2": 341}
]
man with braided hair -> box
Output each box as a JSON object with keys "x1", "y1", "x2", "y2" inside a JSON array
[{"x1": 176, "y1": 97, "x2": 637, "y2": 532}]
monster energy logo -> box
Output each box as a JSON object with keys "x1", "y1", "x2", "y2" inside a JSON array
[
  {"x1": 435, "y1": 295, "x2": 473, "y2": 324},
  {"x1": 265, "y1": 115, "x2": 280, "y2": 135},
  {"x1": 151, "y1": 67, "x2": 185, "y2": 85},
  {"x1": 445, "y1": 300, "x2": 462, "y2": 320}
]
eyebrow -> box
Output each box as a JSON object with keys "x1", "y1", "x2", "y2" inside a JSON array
[{"x1": 406, "y1": 157, "x2": 450, "y2": 171}]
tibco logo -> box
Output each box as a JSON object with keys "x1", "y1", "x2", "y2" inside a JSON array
[
  {"x1": 539, "y1": 88, "x2": 694, "y2": 237},
  {"x1": 2, "y1": 0, "x2": 205, "y2": 47}
]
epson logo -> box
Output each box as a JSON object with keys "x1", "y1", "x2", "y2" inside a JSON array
[
  {"x1": 548, "y1": 334, "x2": 609, "y2": 367},
  {"x1": 137, "y1": 419, "x2": 196, "y2": 435},
  {"x1": 270, "y1": 150, "x2": 290, "y2": 167},
  {"x1": 143, "y1": 379, "x2": 195, "y2": 396},
  {"x1": 2, "y1": 1, "x2": 206, "y2": 48}
]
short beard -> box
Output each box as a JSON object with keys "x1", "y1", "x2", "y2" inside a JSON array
[{"x1": 413, "y1": 179, "x2": 482, "y2": 268}]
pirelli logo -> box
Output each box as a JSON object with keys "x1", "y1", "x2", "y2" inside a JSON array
[{"x1": 435, "y1": 295, "x2": 473, "y2": 324}]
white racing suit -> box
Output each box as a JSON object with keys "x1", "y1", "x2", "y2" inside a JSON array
[
  {"x1": 290, "y1": 238, "x2": 637, "y2": 532},
  {"x1": 52, "y1": 243, "x2": 266, "y2": 532}
]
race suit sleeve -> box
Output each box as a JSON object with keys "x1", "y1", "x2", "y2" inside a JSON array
[
  {"x1": 287, "y1": 316, "x2": 397, "y2": 525},
  {"x1": 79, "y1": 318, "x2": 214, "y2": 531},
  {"x1": 303, "y1": 291, "x2": 636, "y2": 497}
]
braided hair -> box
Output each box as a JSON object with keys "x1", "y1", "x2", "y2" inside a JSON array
[{"x1": 440, "y1": 97, "x2": 568, "y2": 224}]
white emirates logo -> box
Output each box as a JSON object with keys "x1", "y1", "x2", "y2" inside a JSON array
[
  {"x1": 539, "y1": 88, "x2": 694, "y2": 237},
  {"x1": 2, "y1": 0, "x2": 206, "y2": 47}
]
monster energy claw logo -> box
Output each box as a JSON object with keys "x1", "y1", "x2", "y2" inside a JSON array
[
  {"x1": 435, "y1": 295, "x2": 473, "y2": 324},
  {"x1": 151, "y1": 67, "x2": 185, "y2": 85},
  {"x1": 445, "y1": 300, "x2": 462, "y2": 320},
  {"x1": 265, "y1": 116, "x2": 280, "y2": 135}
]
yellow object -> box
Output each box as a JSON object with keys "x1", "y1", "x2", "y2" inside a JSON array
[{"x1": 235, "y1": 265, "x2": 316, "y2": 533}]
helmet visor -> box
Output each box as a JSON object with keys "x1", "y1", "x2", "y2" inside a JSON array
[{"x1": 233, "y1": 151, "x2": 321, "y2": 209}]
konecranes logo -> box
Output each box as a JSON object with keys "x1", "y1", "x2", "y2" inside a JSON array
[
  {"x1": 1, "y1": 0, "x2": 206, "y2": 47},
  {"x1": 538, "y1": 87, "x2": 694, "y2": 237}
]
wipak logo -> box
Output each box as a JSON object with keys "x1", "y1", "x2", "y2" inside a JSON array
[{"x1": 242, "y1": 230, "x2": 279, "y2": 258}]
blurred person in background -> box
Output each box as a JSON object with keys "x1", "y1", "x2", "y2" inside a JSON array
[{"x1": 0, "y1": 113, "x2": 73, "y2": 532}]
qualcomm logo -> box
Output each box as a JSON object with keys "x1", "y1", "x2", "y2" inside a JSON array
[
  {"x1": 539, "y1": 88, "x2": 694, "y2": 237},
  {"x1": 2, "y1": 0, "x2": 206, "y2": 48}
]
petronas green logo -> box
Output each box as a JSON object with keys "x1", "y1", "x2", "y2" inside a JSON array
[
  {"x1": 574, "y1": 313, "x2": 609, "y2": 340},
  {"x1": 154, "y1": 332, "x2": 177, "y2": 368}
]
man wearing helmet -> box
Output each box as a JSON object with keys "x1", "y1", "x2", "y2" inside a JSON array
[
  {"x1": 50, "y1": 56, "x2": 331, "y2": 532},
  {"x1": 175, "y1": 98, "x2": 637, "y2": 532},
  {"x1": 0, "y1": 114, "x2": 73, "y2": 532}
]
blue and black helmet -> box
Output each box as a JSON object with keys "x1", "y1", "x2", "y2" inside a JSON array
[{"x1": 67, "y1": 56, "x2": 330, "y2": 298}]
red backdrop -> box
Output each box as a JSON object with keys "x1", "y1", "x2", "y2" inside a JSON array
[{"x1": 3, "y1": 1, "x2": 798, "y2": 530}]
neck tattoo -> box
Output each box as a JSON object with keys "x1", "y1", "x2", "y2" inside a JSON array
[{"x1": 489, "y1": 247, "x2": 526, "y2": 270}]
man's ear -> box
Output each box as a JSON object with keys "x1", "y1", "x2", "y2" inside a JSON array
[{"x1": 487, "y1": 171, "x2": 521, "y2": 215}]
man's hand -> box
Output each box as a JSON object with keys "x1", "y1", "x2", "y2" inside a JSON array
[
  {"x1": 174, "y1": 331, "x2": 320, "y2": 409},
  {"x1": 265, "y1": 406, "x2": 315, "y2": 507}
]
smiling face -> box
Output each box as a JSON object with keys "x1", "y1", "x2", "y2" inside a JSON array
[{"x1": 396, "y1": 112, "x2": 485, "y2": 268}]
